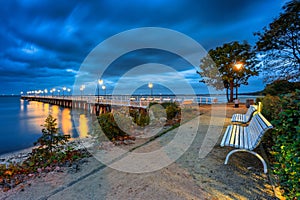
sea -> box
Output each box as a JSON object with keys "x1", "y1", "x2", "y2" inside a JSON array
[
  {"x1": 0, "y1": 96, "x2": 91, "y2": 156},
  {"x1": 0, "y1": 95, "x2": 262, "y2": 156}
]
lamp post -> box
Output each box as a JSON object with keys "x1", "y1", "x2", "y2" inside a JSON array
[
  {"x1": 57, "y1": 90, "x2": 60, "y2": 97},
  {"x1": 44, "y1": 89, "x2": 48, "y2": 97},
  {"x1": 80, "y1": 85, "x2": 85, "y2": 100},
  {"x1": 52, "y1": 88, "x2": 56, "y2": 97},
  {"x1": 148, "y1": 82, "x2": 153, "y2": 97},
  {"x1": 67, "y1": 88, "x2": 71, "y2": 97},
  {"x1": 98, "y1": 79, "x2": 103, "y2": 103},
  {"x1": 62, "y1": 87, "x2": 66, "y2": 98},
  {"x1": 102, "y1": 85, "x2": 106, "y2": 99},
  {"x1": 233, "y1": 62, "x2": 243, "y2": 100}
]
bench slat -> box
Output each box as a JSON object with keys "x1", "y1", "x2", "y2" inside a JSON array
[
  {"x1": 220, "y1": 125, "x2": 232, "y2": 147},
  {"x1": 229, "y1": 125, "x2": 237, "y2": 147}
]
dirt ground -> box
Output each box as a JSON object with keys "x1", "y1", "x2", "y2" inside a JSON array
[{"x1": 0, "y1": 104, "x2": 280, "y2": 200}]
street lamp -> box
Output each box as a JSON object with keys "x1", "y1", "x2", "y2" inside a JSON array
[
  {"x1": 63, "y1": 87, "x2": 66, "y2": 98},
  {"x1": 80, "y1": 85, "x2": 85, "y2": 100},
  {"x1": 98, "y1": 79, "x2": 103, "y2": 102},
  {"x1": 102, "y1": 85, "x2": 106, "y2": 98},
  {"x1": 52, "y1": 88, "x2": 56, "y2": 96},
  {"x1": 233, "y1": 62, "x2": 244, "y2": 100},
  {"x1": 44, "y1": 89, "x2": 48, "y2": 97},
  {"x1": 57, "y1": 89, "x2": 61, "y2": 97},
  {"x1": 67, "y1": 88, "x2": 71, "y2": 97},
  {"x1": 148, "y1": 82, "x2": 153, "y2": 97}
]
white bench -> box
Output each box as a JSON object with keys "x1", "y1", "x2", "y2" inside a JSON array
[
  {"x1": 231, "y1": 105, "x2": 257, "y2": 124},
  {"x1": 221, "y1": 113, "x2": 273, "y2": 173}
]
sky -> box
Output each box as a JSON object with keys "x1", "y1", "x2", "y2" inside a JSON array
[{"x1": 0, "y1": 0, "x2": 290, "y2": 95}]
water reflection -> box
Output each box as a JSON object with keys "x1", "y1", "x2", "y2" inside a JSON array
[
  {"x1": 79, "y1": 114, "x2": 89, "y2": 138},
  {"x1": 61, "y1": 109, "x2": 72, "y2": 135},
  {"x1": 20, "y1": 100, "x2": 90, "y2": 138}
]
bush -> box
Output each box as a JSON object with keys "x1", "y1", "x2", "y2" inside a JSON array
[
  {"x1": 97, "y1": 113, "x2": 128, "y2": 141},
  {"x1": 149, "y1": 102, "x2": 180, "y2": 120},
  {"x1": 261, "y1": 90, "x2": 300, "y2": 199},
  {"x1": 129, "y1": 108, "x2": 150, "y2": 127}
]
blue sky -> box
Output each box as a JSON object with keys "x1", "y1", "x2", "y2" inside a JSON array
[{"x1": 0, "y1": 0, "x2": 289, "y2": 95}]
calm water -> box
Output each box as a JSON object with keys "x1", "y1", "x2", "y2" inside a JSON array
[{"x1": 0, "y1": 96, "x2": 90, "y2": 155}]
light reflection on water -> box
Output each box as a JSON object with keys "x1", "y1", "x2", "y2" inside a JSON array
[
  {"x1": 21, "y1": 100, "x2": 90, "y2": 138},
  {"x1": 0, "y1": 97, "x2": 91, "y2": 155}
]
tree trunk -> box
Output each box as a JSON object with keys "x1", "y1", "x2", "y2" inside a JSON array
[
  {"x1": 235, "y1": 86, "x2": 238, "y2": 99},
  {"x1": 229, "y1": 80, "x2": 234, "y2": 102},
  {"x1": 226, "y1": 87, "x2": 229, "y2": 102}
]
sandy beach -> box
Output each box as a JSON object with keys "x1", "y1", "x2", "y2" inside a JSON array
[{"x1": 0, "y1": 104, "x2": 280, "y2": 200}]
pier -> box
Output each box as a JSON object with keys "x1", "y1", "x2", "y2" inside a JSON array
[{"x1": 21, "y1": 95, "x2": 217, "y2": 116}]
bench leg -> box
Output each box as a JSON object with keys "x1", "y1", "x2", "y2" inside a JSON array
[{"x1": 224, "y1": 149, "x2": 268, "y2": 173}]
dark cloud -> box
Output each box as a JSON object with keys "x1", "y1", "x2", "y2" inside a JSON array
[{"x1": 0, "y1": 0, "x2": 289, "y2": 94}]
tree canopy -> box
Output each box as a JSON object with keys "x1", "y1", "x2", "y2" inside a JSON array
[
  {"x1": 198, "y1": 41, "x2": 258, "y2": 102},
  {"x1": 255, "y1": 0, "x2": 300, "y2": 82}
]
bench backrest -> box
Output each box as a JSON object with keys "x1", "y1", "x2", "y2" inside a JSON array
[
  {"x1": 245, "y1": 105, "x2": 257, "y2": 120},
  {"x1": 246, "y1": 113, "x2": 273, "y2": 150}
]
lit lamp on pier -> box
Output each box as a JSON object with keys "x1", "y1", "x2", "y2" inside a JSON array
[
  {"x1": 98, "y1": 79, "x2": 103, "y2": 102},
  {"x1": 20, "y1": 91, "x2": 23, "y2": 96},
  {"x1": 67, "y1": 88, "x2": 71, "y2": 97},
  {"x1": 52, "y1": 88, "x2": 56, "y2": 96},
  {"x1": 57, "y1": 89, "x2": 61, "y2": 97},
  {"x1": 148, "y1": 82, "x2": 153, "y2": 97},
  {"x1": 44, "y1": 89, "x2": 48, "y2": 97},
  {"x1": 62, "y1": 87, "x2": 66, "y2": 98},
  {"x1": 102, "y1": 85, "x2": 106, "y2": 98},
  {"x1": 80, "y1": 85, "x2": 85, "y2": 100}
]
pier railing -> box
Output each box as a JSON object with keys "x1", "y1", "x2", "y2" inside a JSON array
[{"x1": 21, "y1": 95, "x2": 217, "y2": 108}]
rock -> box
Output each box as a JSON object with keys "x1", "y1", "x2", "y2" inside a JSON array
[
  {"x1": 54, "y1": 166, "x2": 62, "y2": 172},
  {"x1": 37, "y1": 168, "x2": 43, "y2": 173}
]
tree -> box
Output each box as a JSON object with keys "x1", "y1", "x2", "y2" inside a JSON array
[
  {"x1": 198, "y1": 41, "x2": 258, "y2": 102},
  {"x1": 255, "y1": 0, "x2": 300, "y2": 82},
  {"x1": 34, "y1": 114, "x2": 70, "y2": 155},
  {"x1": 263, "y1": 80, "x2": 300, "y2": 95}
]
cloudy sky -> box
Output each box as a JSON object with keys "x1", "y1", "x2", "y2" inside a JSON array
[{"x1": 0, "y1": 0, "x2": 289, "y2": 95}]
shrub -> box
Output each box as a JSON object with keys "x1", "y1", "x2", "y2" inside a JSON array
[
  {"x1": 129, "y1": 108, "x2": 150, "y2": 127},
  {"x1": 164, "y1": 103, "x2": 180, "y2": 120},
  {"x1": 260, "y1": 94, "x2": 281, "y2": 120},
  {"x1": 149, "y1": 102, "x2": 180, "y2": 120},
  {"x1": 97, "y1": 113, "x2": 128, "y2": 141},
  {"x1": 262, "y1": 90, "x2": 300, "y2": 199}
]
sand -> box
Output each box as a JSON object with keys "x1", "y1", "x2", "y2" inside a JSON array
[{"x1": 0, "y1": 104, "x2": 280, "y2": 200}]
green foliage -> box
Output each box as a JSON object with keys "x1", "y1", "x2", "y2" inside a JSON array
[
  {"x1": 198, "y1": 41, "x2": 258, "y2": 102},
  {"x1": 97, "y1": 113, "x2": 129, "y2": 141},
  {"x1": 129, "y1": 109, "x2": 150, "y2": 127},
  {"x1": 260, "y1": 95, "x2": 282, "y2": 120},
  {"x1": 149, "y1": 102, "x2": 181, "y2": 120},
  {"x1": 34, "y1": 115, "x2": 70, "y2": 154},
  {"x1": 255, "y1": 0, "x2": 300, "y2": 82},
  {"x1": 165, "y1": 103, "x2": 180, "y2": 120},
  {"x1": 263, "y1": 80, "x2": 300, "y2": 95},
  {"x1": 29, "y1": 115, "x2": 71, "y2": 166},
  {"x1": 261, "y1": 90, "x2": 300, "y2": 199}
]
